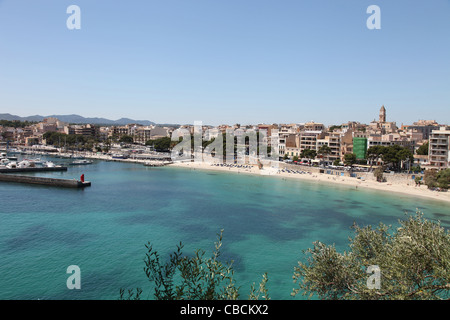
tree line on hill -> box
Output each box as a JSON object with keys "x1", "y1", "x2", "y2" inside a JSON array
[{"x1": 0, "y1": 120, "x2": 38, "y2": 128}]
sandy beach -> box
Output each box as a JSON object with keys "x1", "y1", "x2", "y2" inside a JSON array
[
  {"x1": 169, "y1": 161, "x2": 450, "y2": 204},
  {"x1": 59, "y1": 151, "x2": 450, "y2": 204}
]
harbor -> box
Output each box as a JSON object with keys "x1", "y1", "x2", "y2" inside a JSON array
[
  {"x1": 0, "y1": 158, "x2": 448, "y2": 300},
  {"x1": 0, "y1": 151, "x2": 88, "y2": 188}
]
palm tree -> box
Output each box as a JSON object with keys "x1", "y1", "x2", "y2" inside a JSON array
[{"x1": 317, "y1": 145, "x2": 332, "y2": 166}]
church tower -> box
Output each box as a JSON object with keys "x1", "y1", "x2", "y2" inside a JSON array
[{"x1": 379, "y1": 105, "x2": 386, "y2": 123}]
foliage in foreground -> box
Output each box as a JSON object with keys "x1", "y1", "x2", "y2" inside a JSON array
[
  {"x1": 292, "y1": 212, "x2": 450, "y2": 300},
  {"x1": 424, "y1": 168, "x2": 450, "y2": 190},
  {"x1": 119, "y1": 230, "x2": 269, "y2": 300},
  {"x1": 120, "y1": 213, "x2": 450, "y2": 300}
]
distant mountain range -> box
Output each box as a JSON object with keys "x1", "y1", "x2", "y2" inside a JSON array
[{"x1": 0, "y1": 113, "x2": 155, "y2": 126}]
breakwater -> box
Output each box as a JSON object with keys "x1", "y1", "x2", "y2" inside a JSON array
[{"x1": 0, "y1": 174, "x2": 90, "y2": 188}]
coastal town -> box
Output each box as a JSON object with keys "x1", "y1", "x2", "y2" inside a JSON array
[
  {"x1": 1, "y1": 106, "x2": 449, "y2": 201},
  {"x1": 1, "y1": 106, "x2": 449, "y2": 169},
  {"x1": 2, "y1": 1, "x2": 450, "y2": 305}
]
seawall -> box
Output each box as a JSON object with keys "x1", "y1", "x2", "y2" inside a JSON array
[{"x1": 0, "y1": 174, "x2": 91, "y2": 188}]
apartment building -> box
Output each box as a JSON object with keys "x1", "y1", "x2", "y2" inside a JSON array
[
  {"x1": 278, "y1": 124, "x2": 298, "y2": 157},
  {"x1": 74, "y1": 124, "x2": 97, "y2": 138},
  {"x1": 299, "y1": 131, "x2": 323, "y2": 152},
  {"x1": 285, "y1": 134, "x2": 300, "y2": 158},
  {"x1": 403, "y1": 120, "x2": 440, "y2": 140},
  {"x1": 327, "y1": 132, "x2": 341, "y2": 161},
  {"x1": 38, "y1": 117, "x2": 67, "y2": 133},
  {"x1": 134, "y1": 126, "x2": 170, "y2": 144},
  {"x1": 278, "y1": 134, "x2": 287, "y2": 157},
  {"x1": 303, "y1": 122, "x2": 324, "y2": 132},
  {"x1": 428, "y1": 127, "x2": 450, "y2": 168},
  {"x1": 368, "y1": 134, "x2": 416, "y2": 152}
]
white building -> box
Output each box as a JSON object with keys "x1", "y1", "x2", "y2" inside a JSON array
[{"x1": 429, "y1": 127, "x2": 450, "y2": 168}]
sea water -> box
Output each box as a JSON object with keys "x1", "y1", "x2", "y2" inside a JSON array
[{"x1": 0, "y1": 158, "x2": 449, "y2": 299}]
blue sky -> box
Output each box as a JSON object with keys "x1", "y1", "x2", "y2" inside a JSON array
[{"x1": 0, "y1": 0, "x2": 449, "y2": 126}]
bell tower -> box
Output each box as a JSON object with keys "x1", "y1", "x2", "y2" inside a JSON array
[{"x1": 379, "y1": 105, "x2": 386, "y2": 123}]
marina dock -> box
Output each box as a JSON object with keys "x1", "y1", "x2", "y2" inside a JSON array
[
  {"x1": 0, "y1": 166, "x2": 68, "y2": 174},
  {"x1": 0, "y1": 166, "x2": 67, "y2": 173},
  {"x1": 0, "y1": 174, "x2": 91, "y2": 188}
]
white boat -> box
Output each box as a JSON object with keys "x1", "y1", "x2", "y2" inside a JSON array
[
  {"x1": 17, "y1": 160, "x2": 33, "y2": 168},
  {"x1": 30, "y1": 158, "x2": 44, "y2": 165},
  {"x1": 43, "y1": 161, "x2": 55, "y2": 168},
  {"x1": 7, "y1": 148, "x2": 21, "y2": 154},
  {"x1": 24, "y1": 158, "x2": 44, "y2": 165},
  {"x1": 6, "y1": 162, "x2": 17, "y2": 169},
  {"x1": 112, "y1": 154, "x2": 126, "y2": 159},
  {"x1": 70, "y1": 159, "x2": 93, "y2": 165}
]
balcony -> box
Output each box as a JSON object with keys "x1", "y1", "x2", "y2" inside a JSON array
[
  {"x1": 431, "y1": 152, "x2": 447, "y2": 156},
  {"x1": 430, "y1": 140, "x2": 448, "y2": 146}
]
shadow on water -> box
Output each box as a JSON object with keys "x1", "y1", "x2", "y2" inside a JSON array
[{"x1": 3, "y1": 224, "x2": 95, "y2": 254}]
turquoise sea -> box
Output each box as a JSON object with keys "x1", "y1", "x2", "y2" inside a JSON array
[{"x1": 0, "y1": 157, "x2": 449, "y2": 300}]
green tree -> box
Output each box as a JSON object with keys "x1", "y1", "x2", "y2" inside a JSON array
[
  {"x1": 424, "y1": 169, "x2": 438, "y2": 189},
  {"x1": 416, "y1": 142, "x2": 429, "y2": 156},
  {"x1": 0, "y1": 120, "x2": 37, "y2": 128},
  {"x1": 328, "y1": 125, "x2": 342, "y2": 132},
  {"x1": 43, "y1": 132, "x2": 92, "y2": 150},
  {"x1": 300, "y1": 149, "x2": 317, "y2": 160},
  {"x1": 373, "y1": 166, "x2": 385, "y2": 182},
  {"x1": 367, "y1": 146, "x2": 384, "y2": 170},
  {"x1": 119, "y1": 135, "x2": 134, "y2": 144},
  {"x1": 146, "y1": 137, "x2": 172, "y2": 151},
  {"x1": 395, "y1": 147, "x2": 415, "y2": 171},
  {"x1": 318, "y1": 145, "x2": 331, "y2": 156},
  {"x1": 120, "y1": 230, "x2": 270, "y2": 300},
  {"x1": 367, "y1": 145, "x2": 414, "y2": 172},
  {"x1": 425, "y1": 168, "x2": 450, "y2": 190},
  {"x1": 292, "y1": 212, "x2": 450, "y2": 300},
  {"x1": 317, "y1": 145, "x2": 332, "y2": 165},
  {"x1": 414, "y1": 176, "x2": 422, "y2": 186},
  {"x1": 103, "y1": 137, "x2": 112, "y2": 153},
  {"x1": 436, "y1": 169, "x2": 450, "y2": 189},
  {"x1": 344, "y1": 153, "x2": 357, "y2": 167}
]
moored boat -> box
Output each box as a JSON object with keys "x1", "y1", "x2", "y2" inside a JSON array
[{"x1": 70, "y1": 159, "x2": 93, "y2": 165}]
